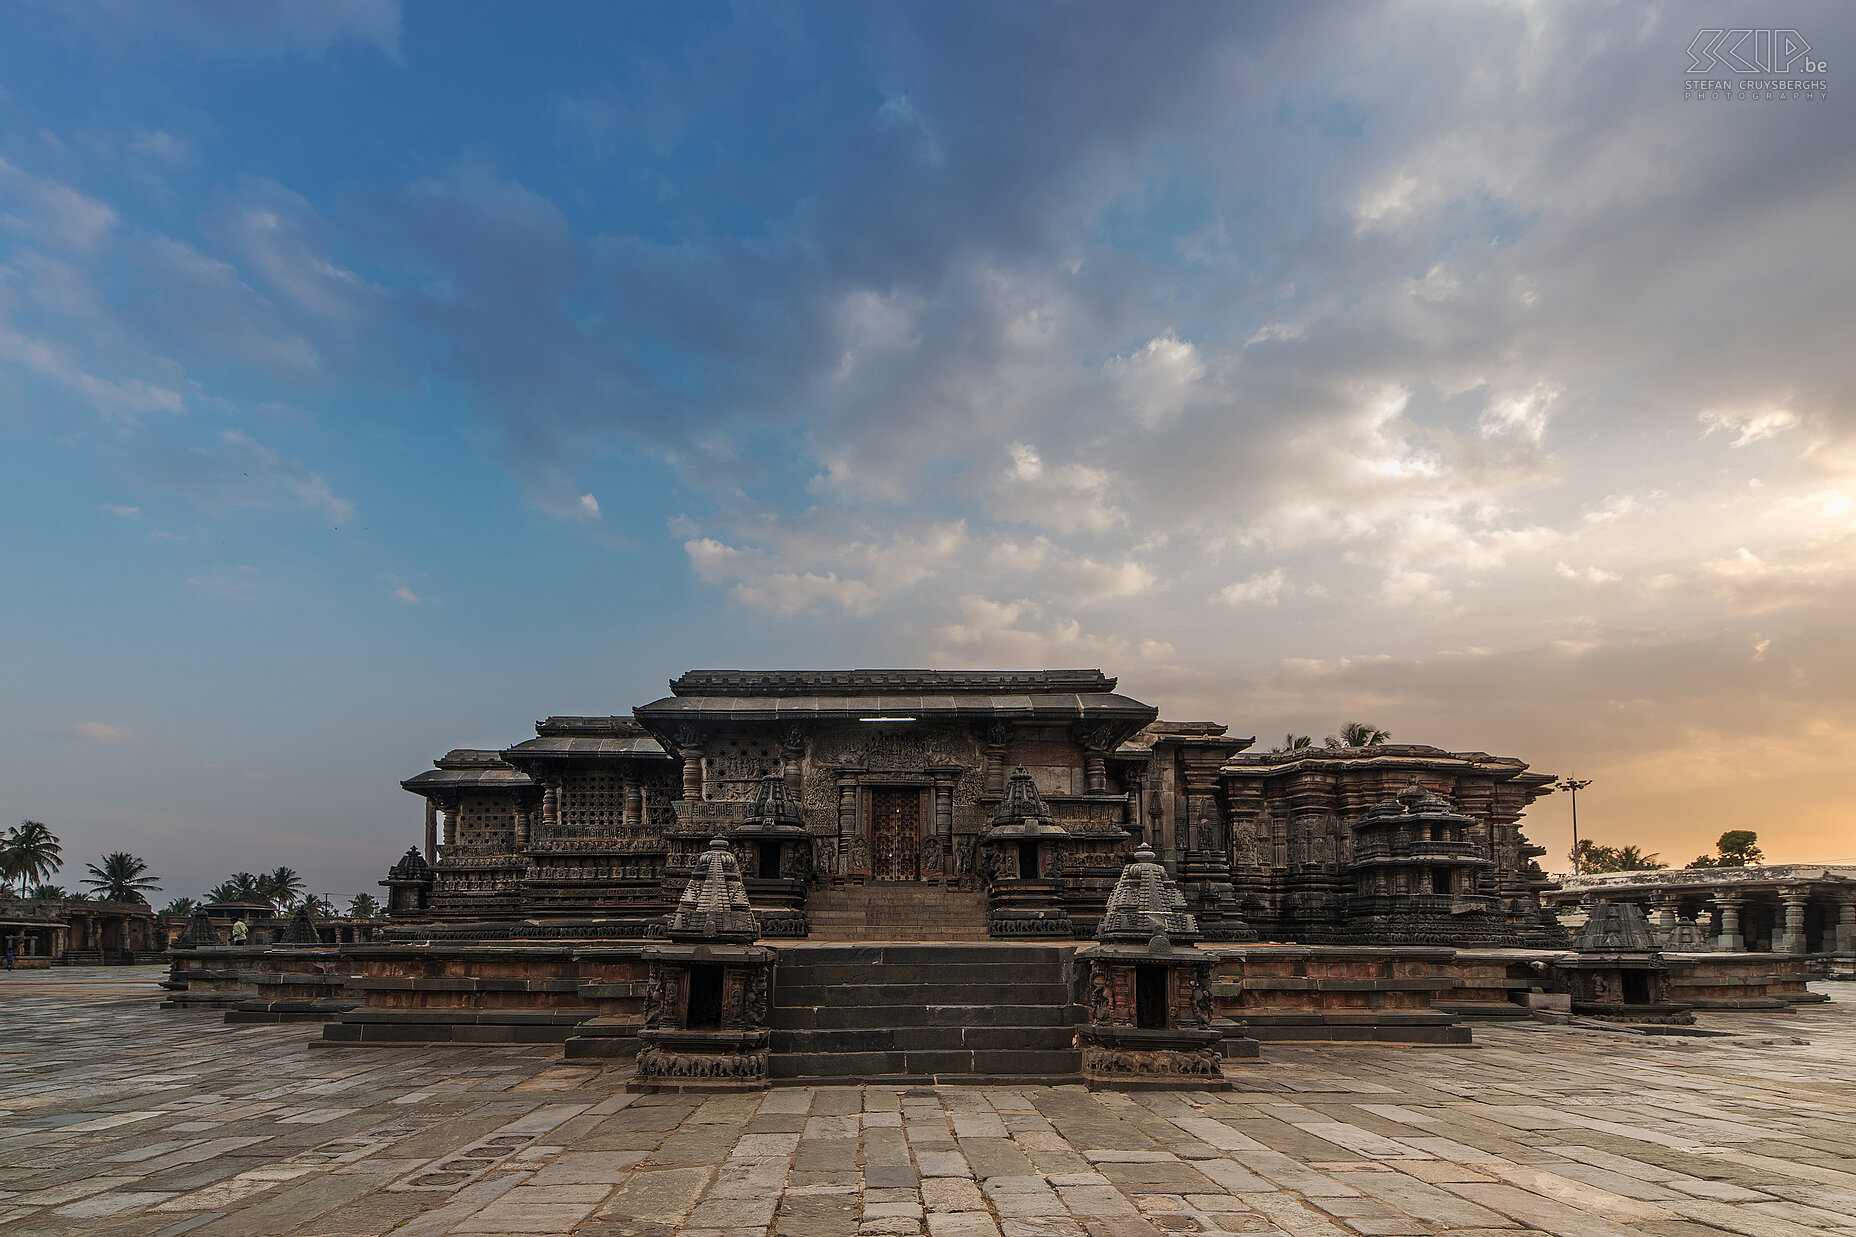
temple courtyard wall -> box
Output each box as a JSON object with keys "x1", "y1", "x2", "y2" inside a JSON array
[
  {"x1": 6, "y1": 966, "x2": 1856, "y2": 1237},
  {"x1": 161, "y1": 937, "x2": 1837, "y2": 1067}
]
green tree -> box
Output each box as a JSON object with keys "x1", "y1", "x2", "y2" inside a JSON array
[
  {"x1": 3, "y1": 820, "x2": 63, "y2": 895},
  {"x1": 161, "y1": 896, "x2": 199, "y2": 917},
  {"x1": 28, "y1": 882, "x2": 68, "y2": 900},
  {"x1": 81, "y1": 852, "x2": 162, "y2": 904},
  {"x1": 1326, "y1": 722, "x2": 1391, "y2": 748},
  {"x1": 1274, "y1": 733, "x2": 1315, "y2": 753},
  {"x1": 1688, "y1": 829, "x2": 1764, "y2": 869},
  {"x1": 1571, "y1": 840, "x2": 1666, "y2": 873},
  {"x1": 299, "y1": 893, "x2": 335, "y2": 919},
  {"x1": 207, "y1": 872, "x2": 264, "y2": 905},
  {"x1": 256, "y1": 866, "x2": 305, "y2": 911},
  {"x1": 346, "y1": 892, "x2": 381, "y2": 919}
]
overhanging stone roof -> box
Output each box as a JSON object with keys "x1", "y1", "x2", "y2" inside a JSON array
[
  {"x1": 636, "y1": 668, "x2": 1158, "y2": 738},
  {"x1": 501, "y1": 716, "x2": 673, "y2": 762},
  {"x1": 668, "y1": 669, "x2": 1122, "y2": 695},
  {"x1": 1222, "y1": 742, "x2": 1547, "y2": 783},
  {"x1": 401, "y1": 749, "x2": 535, "y2": 793}
]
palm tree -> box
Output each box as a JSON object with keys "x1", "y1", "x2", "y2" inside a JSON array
[
  {"x1": 257, "y1": 867, "x2": 305, "y2": 911},
  {"x1": 1274, "y1": 734, "x2": 1314, "y2": 753},
  {"x1": 347, "y1": 892, "x2": 381, "y2": 919},
  {"x1": 1325, "y1": 721, "x2": 1391, "y2": 748},
  {"x1": 207, "y1": 872, "x2": 265, "y2": 905},
  {"x1": 81, "y1": 852, "x2": 162, "y2": 904},
  {"x1": 3, "y1": 820, "x2": 63, "y2": 895},
  {"x1": 299, "y1": 893, "x2": 335, "y2": 919},
  {"x1": 28, "y1": 883, "x2": 68, "y2": 900},
  {"x1": 161, "y1": 896, "x2": 199, "y2": 917}
]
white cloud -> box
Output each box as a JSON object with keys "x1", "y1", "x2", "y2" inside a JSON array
[
  {"x1": 1555, "y1": 562, "x2": 1620, "y2": 586},
  {"x1": 1218, "y1": 568, "x2": 1293, "y2": 607},
  {"x1": 391, "y1": 585, "x2": 423, "y2": 605},
  {"x1": 72, "y1": 722, "x2": 134, "y2": 742},
  {"x1": 1479, "y1": 382, "x2": 1561, "y2": 445},
  {"x1": 1701, "y1": 405, "x2": 1799, "y2": 447},
  {"x1": 102, "y1": 504, "x2": 140, "y2": 518},
  {"x1": 994, "y1": 443, "x2": 1124, "y2": 534},
  {"x1": 1106, "y1": 332, "x2": 1205, "y2": 429},
  {"x1": 0, "y1": 158, "x2": 117, "y2": 251},
  {"x1": 1379, "y1": 569, "x2": 1449, "y2": 608}
]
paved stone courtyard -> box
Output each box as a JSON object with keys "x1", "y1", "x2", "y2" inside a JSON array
[{"x1": 4, "y1": 970, "x2": 1855, "y2": 1237}]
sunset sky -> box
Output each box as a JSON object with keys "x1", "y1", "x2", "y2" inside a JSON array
[{"x1": 2, "y1": 2, "x2": 1852, "y2": 905}]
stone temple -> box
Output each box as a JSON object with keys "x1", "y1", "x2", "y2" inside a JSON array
[
  {"x1": 396, "y1": 668, "x2": 1564, "y2": 947},
  {"x1": 161, "y1": 667, "x2": 1839, "y2": 1083}
]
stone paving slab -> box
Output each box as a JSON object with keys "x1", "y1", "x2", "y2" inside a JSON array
[{"x1": 3, "y1": 968, "x2": 1855, "y2": 1236}]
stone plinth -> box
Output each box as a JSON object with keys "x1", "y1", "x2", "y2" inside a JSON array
[
  {"x1": 1436, "y1": 949, "x2": 1556, "y2": 1019},
  {"x1": 1663, "y1": 952, "x2": 1830, "y2": 1010},
  {"x1": 1210, "y1": 945, "x2": 1469, "y2": 1043}
]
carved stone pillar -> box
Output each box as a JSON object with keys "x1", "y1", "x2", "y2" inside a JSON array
[
  {"x1": 423, "y1": 798, "x2": 437, "y2": 863},
  {"x1": 984, "y1": 724, "x2": 1012, "y2": 796},
  {"x1": 623, "y1": 773, "x2": 642, "y2": 831},
  {"x1": 680, "y1": 748, "x2": 705, "y2": 801},
  {"x1": 930, "y1": 767, "x2": 956, "y2": 880},
  {"x1": 542, "y1": 783, "x2": 559, "y2": 830},
  {"x1": 1652, "y1": 895, "x2": 1678, "y2": 934},
  {"x1": 1714, "y1": 894, "x2": 1744, "y2": 952},
  {"x1": 440, "y1": 806, "x2": 456, "y2": 848},
  {"x1": 515, "y1": 803, "x2": 531, "y2": 848},
  {"x1": 1777, "y1": 890, "x2": 1810, "y2": 954},
  {"x1": 835, "y1": 771, "x2": 862, "y2": 879},
  {"x1": 1836, "y1": 895, "x2": 1856, "y2": 954},
  {"x1": 1124, "y1": 768, "x2": 1146, "y2": 842}
]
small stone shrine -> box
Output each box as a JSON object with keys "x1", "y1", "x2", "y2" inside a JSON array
[
  {"x1": 728, "y1": 773, "x2": 812, "y2": 938},
  {"x1": 277, "y1": 905, "x2": 322, "y2": 946},
  {"x1": 980, "y1": 767, "x2": 1080, "y2": 938},
  {"x1": 1554, "y1": 900, "x2": 1693, "y2": 1023},
  {"x1": 173, "y1": 908, "x2": 220, "y2": 949},
  {"x1": 1073, "y1": 844, "x2": 1237, "y2": 1090},
  {"x1": 631, "y1": 837, "x2": 777, "y2": 1091},
  {"x1": 380, "y1": 847, "x2": 434, "y2": 917}
]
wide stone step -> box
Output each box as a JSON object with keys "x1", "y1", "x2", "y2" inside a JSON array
[
  {"x1": 771, "y1": 1003, "x2": 1077, "y2": 1030},
  {"x1": 774, "y1": 982, "x2": 1072, "y2": 1007},
  {"x1": 777, "y1": 962, "x2": 1063, "y2": 986},
  {"x1": 771, "y1": 1026, "x2": 1077, "y2": 1052},
  {"x1": 776, "y1": 944, "x2": 1070, "y2": 965},
  {"x1": 768, "y1": 1048, "x2": 1080, "y2": 1081}
]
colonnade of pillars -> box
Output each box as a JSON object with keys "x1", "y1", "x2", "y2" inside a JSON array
[{"x1": 1644, "y1": 888, "x2": 1856, "y2": 954}]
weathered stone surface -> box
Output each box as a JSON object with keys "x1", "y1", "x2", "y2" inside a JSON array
[{"x1": 9, "y1": 968, "x2": 1856, "y2": 1237}]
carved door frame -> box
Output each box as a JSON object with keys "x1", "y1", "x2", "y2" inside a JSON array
[{"x1": 864, "y1": 783, "x2": 930, "y2": 882}]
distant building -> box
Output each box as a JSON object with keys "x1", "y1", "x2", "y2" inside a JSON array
[
  {"x1": 1545, "y1": 865, "x2": 1856, "y2": 956},
  {"x1": 0, "y1": 895, "x2": 161, "y2": 966}
]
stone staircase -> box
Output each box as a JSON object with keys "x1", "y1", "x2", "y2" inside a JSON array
[
  {"x1": 804, "y1": 883, "x2": 991, "y2": 941},
  {"x1": 768, "y1": 943, "x2": 1081, "y2": 1084}
]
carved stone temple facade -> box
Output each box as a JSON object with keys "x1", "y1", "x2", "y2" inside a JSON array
[{"x1": 395, "y1": 669, "x2": 1564, "y2": 946}]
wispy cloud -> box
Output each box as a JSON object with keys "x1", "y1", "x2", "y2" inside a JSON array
[{"x1": 72, "y1": 722, "x2": 134, "y2": 742}]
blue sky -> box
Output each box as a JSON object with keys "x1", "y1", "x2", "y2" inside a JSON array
[{"x1": 3, "y1": 1, "x2": 1854, "y2": 905}]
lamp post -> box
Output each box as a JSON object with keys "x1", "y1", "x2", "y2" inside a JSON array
[{"x1": 1555, "y1": 777, "x2": 1592, "y2": 874}]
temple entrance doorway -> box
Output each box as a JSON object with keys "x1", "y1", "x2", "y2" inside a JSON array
[{"x1": 868, "y1": 787, "x2": 922, "y2": 881}]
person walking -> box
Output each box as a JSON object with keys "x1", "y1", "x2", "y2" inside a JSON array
[
  {"x1": 4, "y1": 941, "x2": 15, "y2": 971},
  {"x1": 230, "y1": 917, "x2": 249, "y2": 946}
]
